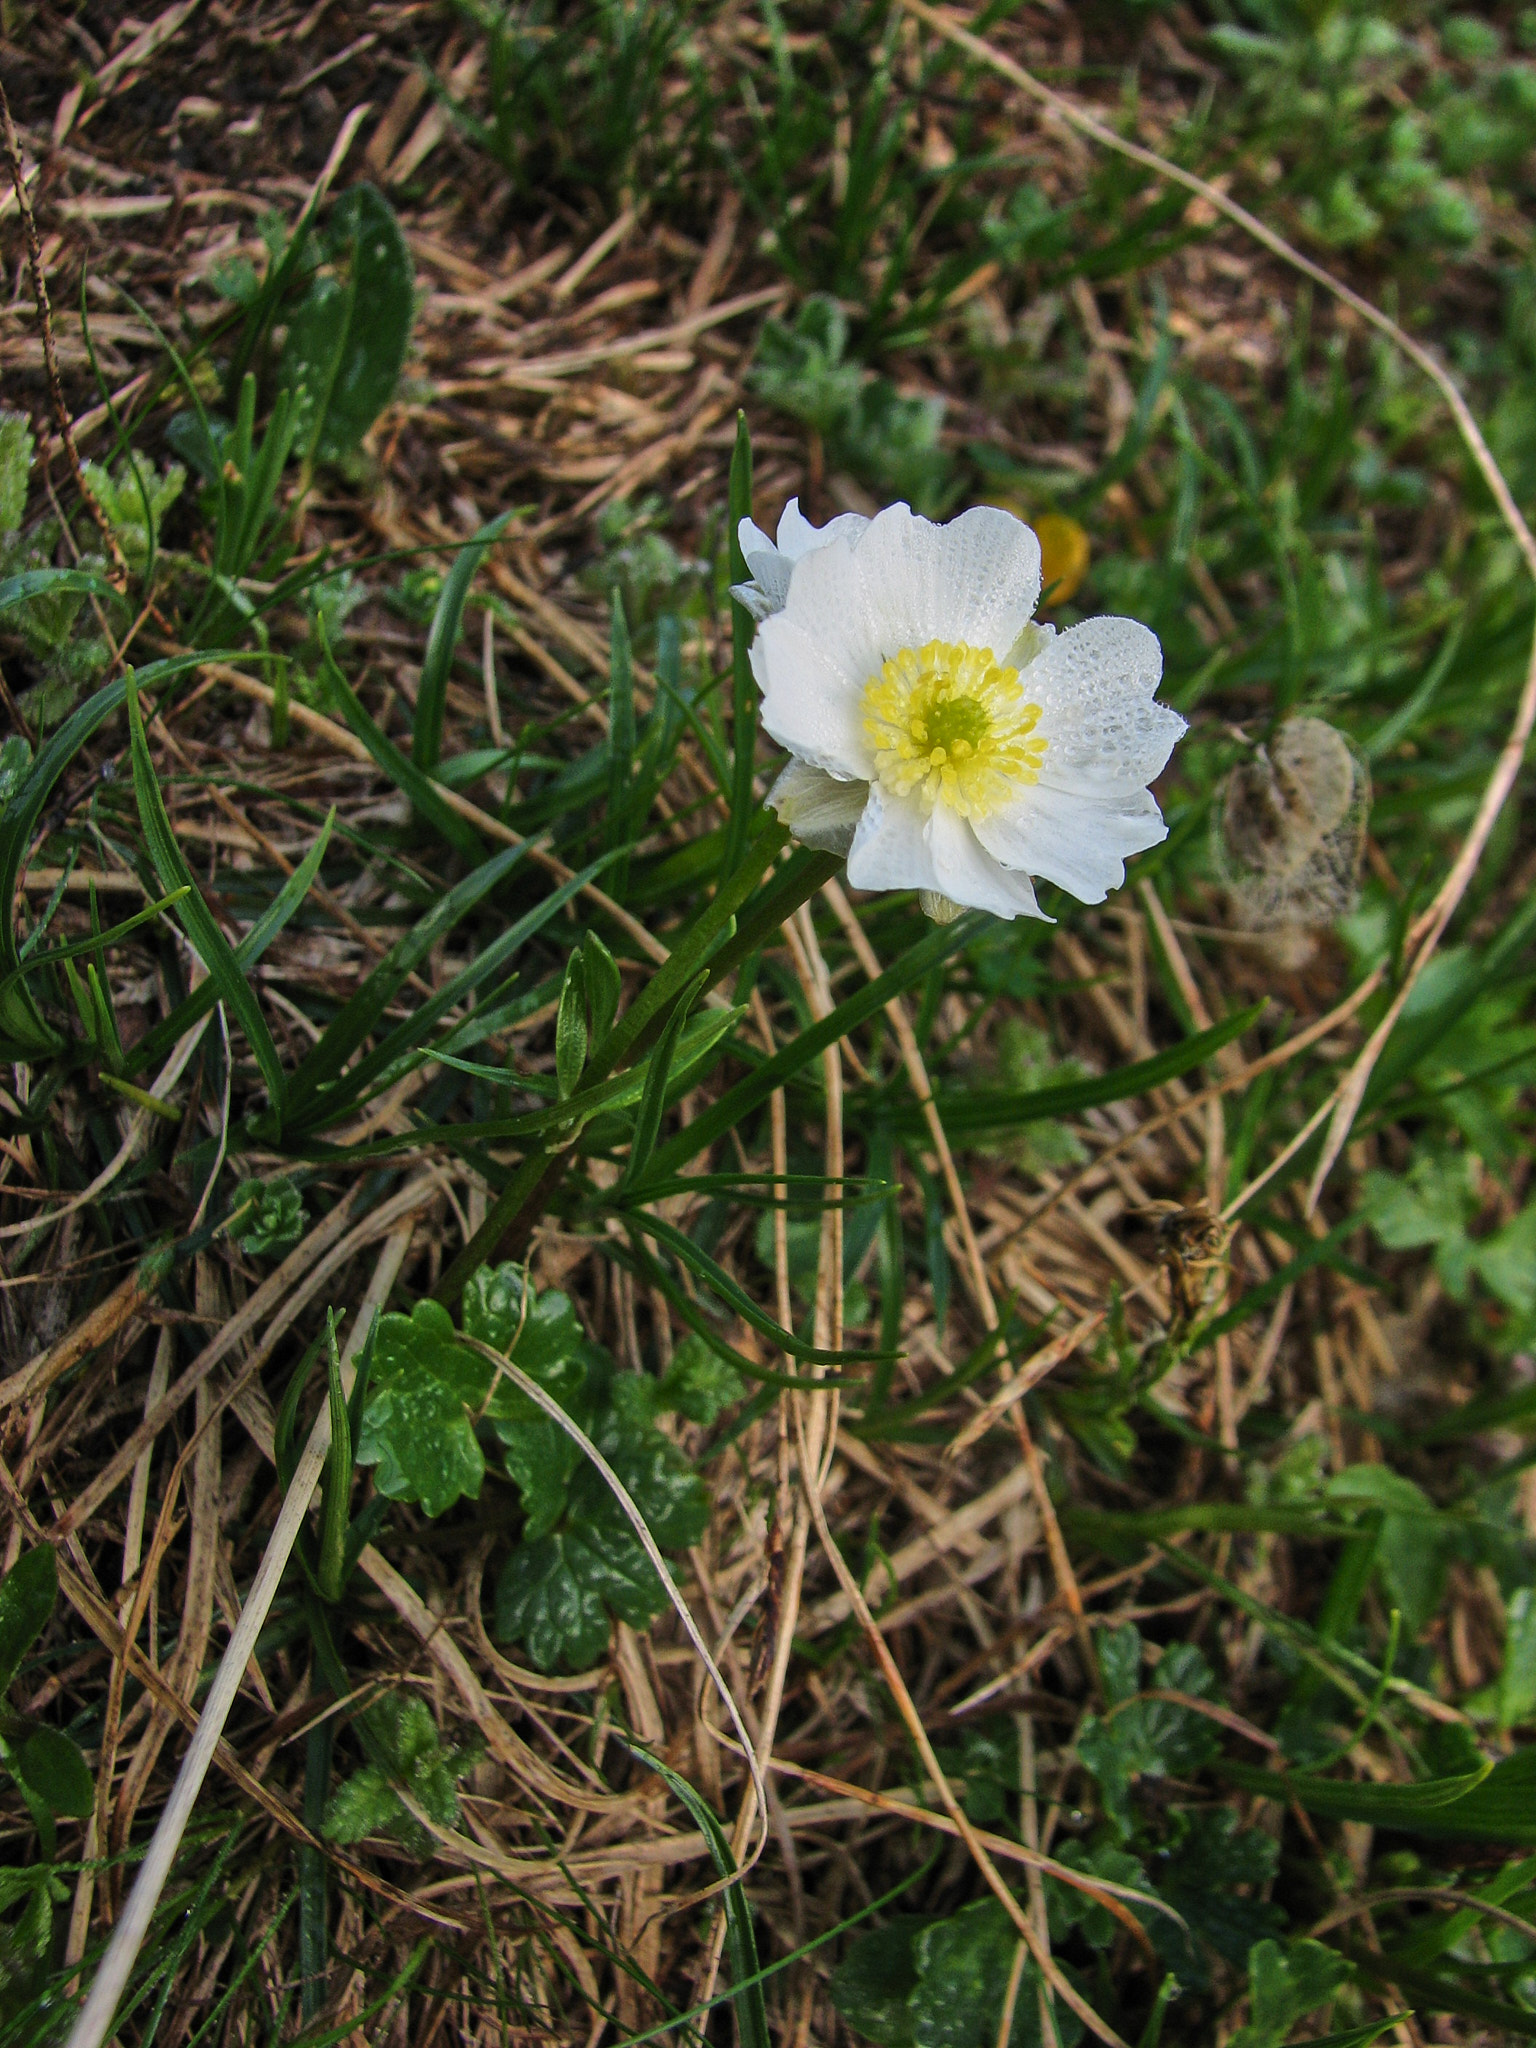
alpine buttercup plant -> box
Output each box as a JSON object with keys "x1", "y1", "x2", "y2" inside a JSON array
[{"x1": 733, "y1": 499, "x2": 1186, "y2": 922}]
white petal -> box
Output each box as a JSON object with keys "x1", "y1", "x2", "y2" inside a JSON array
[
  {"x1": 1022, "y1": 615, "x2": 1185, "y2": 795},
  {"x1": 775, "y1": 497, "x2": 869, "y2": 561},
  {"x1": 730, "y1": 572, "x2": 785, "y2": 623},
  {"x1": 927, "y1": 804, "x2": 1045, "y2": 921},
  {"x1": 845, "y1": 502, "x2": 1043, "y2": 660},
  {"x1": 975, "y1": 784, "x2": 1168, "y2": 904},
  {"x1": 767, "y1": 758, "x2": 868, "y2": 854},
  {"x1": 846, "y1": 784, "x2": 942, "y2": 896},
  {"x1": 732, "y1": 504, "x2": 870, "y2": 623},
  {"x1": 845, "y1": 786, "x2": 1046, "y2": 921},
  {"x1": 751, "y1": 607, "x2": 871, "y2": 780}
]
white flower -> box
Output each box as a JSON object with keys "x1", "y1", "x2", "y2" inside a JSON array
[{"x1": 735, "y1": 500, "x2": 1185, "y2": 923}]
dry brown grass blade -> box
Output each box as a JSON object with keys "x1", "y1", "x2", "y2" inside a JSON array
[
  {"x1": 64, "y1": 1219, "x2": 417, "y2": 2048},
  {"x1": 766, "y1": 1756, "x2": 1179, "y2": 1940},
  {"x1": 0, "y1": 73, "x2": 128, "y2": 584},
  {"x1": 0, "y1": 1009, "x2": 212, "y2": 1244},
  {"x1": 903, "y1": 0, "x2": 1536, "y2": 1215},
  {"x1": 51, "y1": 1176, "x2": 431, "y2": 1540},
  {"x1": 789, "y1": 1394, "x2": 1130, "y2": 2048}
]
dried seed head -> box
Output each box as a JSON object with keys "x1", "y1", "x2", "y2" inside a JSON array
[{"x1": 1214, "y1": 716, "x2": 1370, "y2": 945}]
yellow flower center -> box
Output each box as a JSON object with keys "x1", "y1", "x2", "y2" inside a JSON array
[{"x1": 862, "y1": 640, "x2": 1047, "y2": 820}]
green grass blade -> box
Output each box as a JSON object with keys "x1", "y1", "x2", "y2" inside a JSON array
[
  {"x1": 413, "y1": 511, "x2": 512, "y2": 774},
  {"x1": 125, "y1": 809, "x2": 334, "y2": 1080},
  {"x1": 605, "y1": 591, "x2": 636, "y2": 887},
  {"x1": 319, "y1": 630, "x2": 484, "y2": 861},
  {"x1": 642, "y1": 911, "x2": 980, "y2": 1183},
  {"x1": 284, "y1": 851, "x2": 615, "y2": 1135},
  {"x1": 126, "y1": 673, "x2": 288, "y2": 1107},
  {"x1": 282, "y1": 840, "x2": 528, "y2": 1117},
  {"x1": 0, "y1": 567, "x2": 116, "y2": 614},
  {"x1": 626, "y1": 1746, "x2": 769, "y2": 2048},
  {"x1": 724, "y1": 411, "x2": 756, "y2": 871},
  {"x1": 899, "y1": 1006, "x2": 1263, "y2": 1140},
  {"x1": 0, "y1": 676, "x2": 128, "y2": 1054},
  {"x1": 619, "y1": 971, "x2": 708, "y2": 1193},
  {"x1": 597, "y1": 811, "x2": 789, "y2": 1075}
]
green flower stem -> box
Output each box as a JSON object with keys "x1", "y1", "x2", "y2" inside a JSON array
[{"x1": 433, "y1": 816, "x2": 827, "y2": 1304}]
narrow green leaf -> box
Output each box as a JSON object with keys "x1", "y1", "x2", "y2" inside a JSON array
[
  {"x1": 318, "y1": 1310, "x2": 351, "y2": 1603},
  {"x1": 556, "y1": 953, "x2": 589, "y2": 1100},
  {"x1": 300, "y1": 1718, "x2": 334, "y2": 2023},
  {"x1": 725, "y1": 412, "x2": 756, "y2": 871},
  {"x1": 280, "y1": 186, "x2": 415, "y2": 463},
  {"x1": 321, "y1": 633, "x2": 485, "y2": 861},
  {"x1": 1222, "y1": 1758, "x2": 1494, "y2": 1832},
  {"x1": 620, "y1": 972, "x2": 708, "y2": 1193},
  {"x1": 0, "y1": 675, "x2": 128, "y2": 1055},
  {"x1": 1302, "y1": 2020, "x2": 1412, "y2": 2048},
  {"x1": 0, "y1": 1548, "x2": 56, "y2": 1699},
  {"x1": 600, "y1": 810, "x2": 789, "y2": 1078},
  {"x1": 288, "y1": 853, "x2": 619, "y2": 1134},
  {"x1": 628, "y1": 1209, "x2": 864, "y2": 1365},
  {"x1": 896, "y1": 1006, "x2": 1263, "y2": 1139},
  {"x1": 0, "y1": 567, "x2": 115, "y2": 614},
  {"x1": 627, "y1": 1746, "x2": 770, "y2": 2048},
  {"x1": 282, "y1": 839, "x2": 527, "y2": 1116},
  {"x1": 126, "y1": 809, "x2": 334, "y2": 1080},
  {"x1": 583, "y1": 930, "x2": 622, "y2": 1047},
  {"x1": 644, "y1": 912, "x2": 980, "y2": 1183},
  {"x1": 729, "y1": 415, "x2": 765, "y2": 872},
  {"x1": 127, "y1": 673, "x2": 288, "y2": 1107},
  {"x1": 413, "y1": 510, "x2": 512, "y2": 774},
  {"x1": 606, "y1": 591, "x2": 636, "y2": 874}
]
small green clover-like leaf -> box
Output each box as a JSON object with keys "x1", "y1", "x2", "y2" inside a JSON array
[
  {"x1": 321, "y1": 1761, "x2": 403, "y2": 1849},
  {"x1": 1358, "y1": 1150, "x2": 1479, "y2": 1298},
  {"x1": 79, "y1": 453, "x2": 184, "y2": 570},
  {"x1": 1147, "y1": 1807, "x2": 1283, "y2": 1990},
  {"x1": 1231, "y1": 1938, "x2": 1350, "y2": 2048},
  {"x1": 1098, "y1": 1622, "x2": 1143, "y2": 1708},
  {"x1": 1044, "y1": 1841, "x2": 1147, "y2": 1953},
  {"x1": 931, "y1": 1719, "x2": 1020, "y2": 1828},
  {"x1": 659, "y1": 1336, "x2": 744, "y2": 1425},
  {"x1": 1466, "y1": 1201, "x2": 1536, "y2": 1314},
  {"x1": 323, "y1": 1693, "x2": 479, "y2": 1858},
  {"x1": 0, "y1": 412, "x2": 34, "y2": 536},
  {"x1": 831, "y1": 1917, "x2": 928, "y2": 2048},
  {"x1": 232, "y1": 1176, "x2": 307, "y2": 1257},
  {"x1": 14, "y1": 1728, "x2": 93, "y2": 1819},
  {"x1": 1326, "y1": 1465, "x2": 1453, "y2": 1636},
  {"x1": 594, "y1": 1407, "x2": 710, "y2": 1551},
  {"x1": 832, "y1": 1903, "x2": 1055, "y2": 2048},
  {"x1": 465, "y1": 1266, "x2": 594, "y2": 1536},
  {"x1": 911, "y1": 1900, "x2": 1047, "y2": 2048},
  {"x1": 494, "y1": 1534, "x2": 613, "y2": 1672},
  {"x1": 493, "y1": 1419, "x2": 708, "y2": 1672},
  {"x1": 357, "y1": 1298, "x2": 493, "y2": 1517},
  {"x1": 208, "y1": 251, "x2": 262, "y2": 304},
  {"x1": 1077, "y1": 1639, "x2": 1220, "y2": 1837}
]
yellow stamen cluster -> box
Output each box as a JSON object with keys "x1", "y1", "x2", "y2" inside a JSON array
[{"x1": 862, "y1": 640, "x2": 1047, "y2": 819}]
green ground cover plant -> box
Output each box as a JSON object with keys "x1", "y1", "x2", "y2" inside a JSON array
[{"x1": 2, "y1": 2, "x2": 1536, "y2": 2044}]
